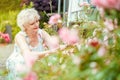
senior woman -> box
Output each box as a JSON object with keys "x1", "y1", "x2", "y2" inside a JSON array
[{"x1": 6, "y1": 8, "x2": 61, "y2": 80}]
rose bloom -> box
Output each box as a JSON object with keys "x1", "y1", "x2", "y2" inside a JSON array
[
  {"x1": 23, "y1": 53, "x2": 38, "y2": 68},
  {"x1": 58, "y1": 27, "x2": 79, "y2": 45},
  {"x1": 79, "y1": 2, "x2": 90, "y2": 7},
  {"x1": 24, "y1": 71, "x2": 38, "y2": 80},
  {"x1": 48, "y1": 14, "x2": 61, "y2": 25},
  {"x1": 104, "y1": 19, "x2": 118, "y2": 31},
  {"x1": 97, "y1": 46, "x2": 107, "y2": 57},
  {"x1": 16, "y1": 63, "x2": 30, "y2": 75},
  {"x1": 88, "y1": 38, "x2": 100, "y2": 47},
  {"x1": 91, "y1": 0, "x2": 119, "y2": 10},
  {"x1": 0, "y1": 33, "x2": 10, "y2": 43},
  {"x1": 47, "y1": 35, "x2": 59, "y2": 49}
]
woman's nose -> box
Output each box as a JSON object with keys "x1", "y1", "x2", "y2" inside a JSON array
[{"x1": 34, "y1": 22, "x2": 39, "y2": 26}]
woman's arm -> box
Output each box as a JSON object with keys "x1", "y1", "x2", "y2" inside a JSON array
[
  {"x1": 40, "y1": 29, "x2": 52, "y2": 47},
  {"x1": 41, "y1": 29, "x2": 63, "y2": 49},
  {"x1": 15, "y1": 33, "x2": 58, "y2": 59},
  {"x1": 41, "y1": 29, "x2": 68, "y2": 50}
]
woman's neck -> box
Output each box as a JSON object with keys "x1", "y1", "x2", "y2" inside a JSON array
[{"x1": 25, "y1": 30, "x2": 39, "y2": 47}]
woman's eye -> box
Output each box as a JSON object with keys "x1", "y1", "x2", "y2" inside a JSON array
[
  {"x1": 36, "y1": 20, "x2": 39, "y2": 22},
  {"x1": 30, "y1": 23, "x2": 34, "y2": 25},
  {"x1": 29, "y1": 19, "x2": 39, "y2": 25}
]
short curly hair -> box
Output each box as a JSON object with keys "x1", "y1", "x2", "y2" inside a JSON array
[{"x1": 17, "y1": 8, "x2": 40, "y2": 31}]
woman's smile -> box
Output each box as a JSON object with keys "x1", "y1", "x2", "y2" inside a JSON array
[{"x1": 33, "y1": 26, "x2": 39, "y2": 30}]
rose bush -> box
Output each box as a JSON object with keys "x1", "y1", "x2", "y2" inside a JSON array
[
  {"x1": 0, "y1": 32, "x2": 10, "y2": 43},
  {"x1": 9, "y1": 1, "x2": 120, "y2": 80}
]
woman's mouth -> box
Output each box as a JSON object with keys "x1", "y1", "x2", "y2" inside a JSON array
[{"x1": 34, "y1": 27, "x2": 39, "y2": 29}]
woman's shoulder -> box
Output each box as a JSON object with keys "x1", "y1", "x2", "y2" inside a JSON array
[{"x1": 15, "y1": 31, "x2": 26, "y2": 40}]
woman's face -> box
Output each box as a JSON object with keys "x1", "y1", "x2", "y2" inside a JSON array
[{"x1": 24, "y1": 17, "x2": 40, "y2": 33}]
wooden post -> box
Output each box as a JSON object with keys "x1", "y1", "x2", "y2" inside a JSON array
[
  {"x1": 58, "y1": 0, "x2": 61, "y2": 14},
  {"x1": 63, "y1": 0, "x2": 66, "y2": 21},
  {"x1": 5, "y1": 25, "x2": 12, "y2": 43}
]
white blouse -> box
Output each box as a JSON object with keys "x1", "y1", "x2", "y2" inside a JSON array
[{"x1": 6, "y1": 29, "x2": 45, "y2": 80}]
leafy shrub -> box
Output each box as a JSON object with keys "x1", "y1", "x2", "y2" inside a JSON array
[{"x1": 32, "y1": 0, "x2": 58, "y2": 13}]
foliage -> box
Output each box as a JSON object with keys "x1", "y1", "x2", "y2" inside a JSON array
[
  {"x1": 33, "y1": 47, "x2": 80, "y2": 80},
  {"x1": 0, "y1": 1, "x2": 34, "y2": 41},
  {"x1": 30, "y1": 2, "x2": 120, "y2": 80},
  {"x1": 0, "y1": 0, "x2": 21, "y2": 14},
  {"x1": 39, "y1": 11, "x2": 49, "y2": 29},
  {"x1": 31, "y1": 0, "x2": 58, "y2": 29},
  {"x1": 105, "y1": 9, "x2": 120, "y2": 25},
  {"x1": 0, "y1": 10, "x2": 21, "y2": 41},
  {"x1": 32, "y1": 0, "x2": 58, "y2": 13},
  {"x1": 92, "y1": 0, "x2": 120, "y2": 25},
  {"x1": 1, "y1": 1, "x2": 120, "y2": 80},
  {"x1": 0, "y1": 0, "x2": 21, "y2": 41}
]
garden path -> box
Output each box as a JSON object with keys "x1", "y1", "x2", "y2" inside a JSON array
[{"x1": 0, "y1": 44, "x2": 14, "y2": 80}]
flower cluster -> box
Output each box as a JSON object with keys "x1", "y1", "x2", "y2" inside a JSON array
[
  {"x1": 11, "y1": 2, "x2": 120, "y2": 80},
  {"x1": 91, "y1": 0, "x2": 120, "y2": 25},
  {"x1": 92, "y1": 0, "x2": 120, "y2": 10},
  {"x1": 58, "y1": 27, "x2": 79, "y2": 45},
  {"x1": 0, "y1": 32, "x2": 10, "y2": 43},
  {"x1": 48, "y1": 14, "x2": 62, "y2": 25},
  {"x1": 48, "y1": 14, "x2": 80, "y2": 45}
]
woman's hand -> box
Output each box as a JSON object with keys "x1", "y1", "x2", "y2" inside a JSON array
[
  {"x1": 59, "y1": 44, "x2": 68, "y2": 50},
  {"x1": 45, "y1": 47, "x2": 59, "y2": 57}
]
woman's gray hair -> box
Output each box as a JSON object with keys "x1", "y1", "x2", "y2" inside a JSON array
[{"x1": 17, "y1": 8, "x2": 40, "y2": 31}]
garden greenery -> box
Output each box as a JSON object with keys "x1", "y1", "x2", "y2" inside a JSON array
[{"x1": 1, "y1": 0, "x2": 120, "y2": 80}]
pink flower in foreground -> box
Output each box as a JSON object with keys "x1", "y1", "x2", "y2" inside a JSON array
[
  {"x1": 104, "y1": 19, "x2": 117, "y2": 31},
  {"x1": 67, "y1": 29, "x2": 79, "y2": 45},
  {"x1": 72, "y1": 55, "x2": 81, "y2": 66},
  {"x1": 88, "y1": 38, "x2": 100, "y2": 47},
  {"x1": 58, "y1": 27, "x2": 79, "y2": 45},
  {"x1": 47, "y1": 36, "x2": 59, "y2": 49},
  {"x1": 48, "y1": 14, "x2": 61, "y2": 25},
  {"x1": 92, "y1": 0, "x2": 118, "y2": 9},
  {"x1": 58, "y1": 27, "x2": 69, "y2": 42},
  {"x1": 23, "y1": 53, "x2": 38, "y2": 68},
  {"x1": 97, "y1": 46, "x2": 106, "y2": 57},
  {"x1": 79, "y1": 2, "x2": 90, "y2": 7},
  {"x1": 16, "y1": 63, "x2": 30, "y2": 75},
  {"x1": 24, "y1": 71, "x2": 38, "y2": 80}
]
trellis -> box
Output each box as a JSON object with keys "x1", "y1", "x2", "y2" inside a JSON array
[{"x1": 58, "y1": 0, "x2": 68, "y2": 24}]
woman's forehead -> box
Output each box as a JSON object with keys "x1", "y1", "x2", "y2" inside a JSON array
[
  {"x1": 27, "y1": 16, "x2": 39, "y2": 23},
  {"x1": 28, "y1": 15, "x2": 38, "y2": 20}
]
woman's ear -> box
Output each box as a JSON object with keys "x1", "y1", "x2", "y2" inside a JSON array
[{"x1": 23, "y1": 23, "x2": 29, "y2": 31}]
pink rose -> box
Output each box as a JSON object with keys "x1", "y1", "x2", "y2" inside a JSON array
[
  {"x1": 88, "y1": 38, "x2": 100, "y2": 47},
  {"x1": 58, "y1": 27, "x2": 79, "y2": 45},
  {"x1": 23, "y1": 53, "x2": 38, "y2": 68},
  {"x1": 48, "y1": 14, "x2": 61, "y2": 25},
  {"x1": 24, "y1": 71, "x2": 38, "y2": 80},
  {"x1": 97, "y1": 46, "x2": 106, "y2": 57},
  {"x1": 92, "y1": 0, "x2": 118, "y2": 9},
  {"x1": 1, "y1": 33, "x2": 10, "y2": 43},
  {"x1": 47, "y1": 36, "x2": 59, "y2": 49}
]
